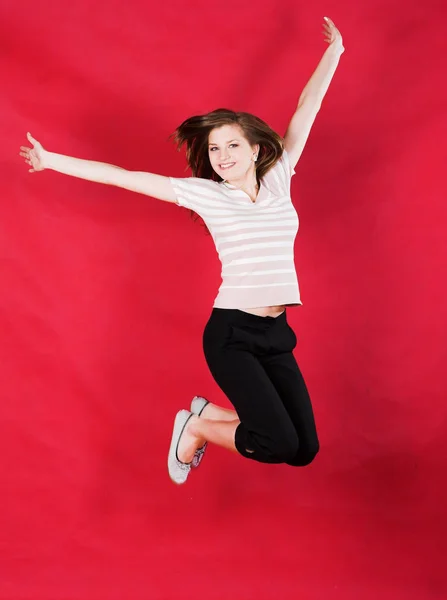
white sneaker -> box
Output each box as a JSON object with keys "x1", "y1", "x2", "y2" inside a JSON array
[
  {"x1": 167, "y1": 409, "x2": 193, "y2": 485},
  {"x1": 191, "y1": 396, "x2": 209, "y2": 417},
  {"x1": 190, "y1": 396, "x2": 209, "y2": 469}
]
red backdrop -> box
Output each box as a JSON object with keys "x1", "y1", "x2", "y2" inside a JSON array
[{"x1": 1, "y1": 0, "x2": 446, "y2": 598}]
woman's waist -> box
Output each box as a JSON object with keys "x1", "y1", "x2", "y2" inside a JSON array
[{"x1": 237, "y1": 305, "x2": 286, "y2": 318}]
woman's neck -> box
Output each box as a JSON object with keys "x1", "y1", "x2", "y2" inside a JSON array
[{"x1": 223, "y1": 171, "x2": 259, "y2": 202}]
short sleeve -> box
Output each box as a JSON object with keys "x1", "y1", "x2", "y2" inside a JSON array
[
  {"x1": 275, "y1": 150, "x2": 296, "y2": 189},
  {"x1": 169, "y1": 177, "x2": 197, "y2": 210},
  {"x1": 263, "y1": 150, "x2": 296, "y2": 197},
  {"x1": 280, "y1": 150, "x2": 296, "y2": 179},
  {"x1": 168, "y1": 176, "x2": 219, "y2": 215}
]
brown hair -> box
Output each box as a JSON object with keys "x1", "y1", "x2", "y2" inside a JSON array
[{"x1": 172, "y1": 108, "x2": 284, "y2": 184}]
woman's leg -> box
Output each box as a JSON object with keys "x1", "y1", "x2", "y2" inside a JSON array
[
  {"x1": 201, "y1": 403, "x2": 238, "y2": 421},
  {"x1": 260, "y1": 351, "x2": 319, "y2": 466},
  {"x1": 195, "y1": 307, "x2": 300, "y2": 465},
  {"x1": 177, "y1": 351, "x2": 300, "y2": 464},
  {"x1": 176, "y1": 351, "x2": 317, "y2": 466},
  {"x1": 177, "y1": 416, "x2": 240, "y2": 463},
  {"x1": 203, "y1": 348, "x2": 300, "y2": 464},
  {"x1": 175, "y1": 403, "x2": 239, "y2": 463}
]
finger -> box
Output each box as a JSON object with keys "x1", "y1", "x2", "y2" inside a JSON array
[
  {"x1": 19, "y1": 151, "x2": 29, "y2": 158},
  {"x1": 27, "y1": 132, "x2": 37, "y2": 145},
  {"x1": 29, "y1": 168, "x2": 35, "y2": 173}
]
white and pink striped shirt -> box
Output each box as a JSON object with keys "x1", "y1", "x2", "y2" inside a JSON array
[{"x1": 169, "y1": 151, "x2": 302, "y2": 309}]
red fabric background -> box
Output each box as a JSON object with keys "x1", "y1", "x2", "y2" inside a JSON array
[{"x1": 1, "y1": 0, "x2": 446, "y2": 598}]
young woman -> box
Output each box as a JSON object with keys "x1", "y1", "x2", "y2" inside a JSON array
[{"x1": 20, "y1": 17, "x2": 344, "y2": 484}]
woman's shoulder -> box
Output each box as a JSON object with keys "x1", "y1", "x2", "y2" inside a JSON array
[{"x1": 262, "y1": 151, "x2": 295, "y2": 187}]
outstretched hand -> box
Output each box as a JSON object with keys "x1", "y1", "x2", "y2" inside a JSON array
[
  {"x1": 323, "y1": 17, "x2": 344, "y2": 52},
  {"x1": 19, "y1": 133, "x2": 47, "y2": 173}
]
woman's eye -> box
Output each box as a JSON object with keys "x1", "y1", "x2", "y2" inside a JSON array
[{"x1": 209, "y1": 144, "x2": 238, "y2": 151}]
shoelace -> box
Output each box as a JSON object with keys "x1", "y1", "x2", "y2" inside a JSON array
[
  {"x1": 177, "y1": 461, "x2": 190, "y2": 472},
  {"x1": 192, "y1": 444, "x2": 207, "y2": 467}
]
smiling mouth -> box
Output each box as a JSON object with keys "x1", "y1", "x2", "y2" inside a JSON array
[{"x1": 219, "y1": 162, "x2": 235, "y2": 170}]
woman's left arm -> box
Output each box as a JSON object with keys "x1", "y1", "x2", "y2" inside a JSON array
[{"x1": 284, "y1": 17, "x2": 345, "y2": 169}]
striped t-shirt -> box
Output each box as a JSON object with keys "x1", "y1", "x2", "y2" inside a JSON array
[{"x1": 169, "y1": 150, "x2": 301, "y2": 309}]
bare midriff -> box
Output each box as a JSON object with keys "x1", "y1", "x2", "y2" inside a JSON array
[{"x1": 238, "y1": 305, "x2": 286, "y2": 318}]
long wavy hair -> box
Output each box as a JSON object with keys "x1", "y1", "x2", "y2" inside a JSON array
[{"x1": 172, "y1": 108, "x2": 284, "y2": 184}]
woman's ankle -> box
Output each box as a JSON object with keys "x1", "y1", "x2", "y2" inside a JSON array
[
  {"x1": 177, "y1": 415, "x2": 206, "y2": 463},
  {"x1": 188, "y1": 415, "x2": 206, "y2": 443}
]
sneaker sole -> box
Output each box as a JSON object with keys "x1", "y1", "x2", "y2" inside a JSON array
[{"x1": 167, "y1": 409, "x2": 192, "y2": 485}]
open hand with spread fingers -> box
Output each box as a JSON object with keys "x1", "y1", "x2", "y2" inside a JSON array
[
  {"x1": 323, "y1": 17, "x2": 344, "y2": 53},
  {"x1": 19, "y1": 133, "x2": 48, "y2": 173}
]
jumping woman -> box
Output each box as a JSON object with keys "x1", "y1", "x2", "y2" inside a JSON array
[{"x1": 20, "y1": 17, "x2": 344, "y2": 484}]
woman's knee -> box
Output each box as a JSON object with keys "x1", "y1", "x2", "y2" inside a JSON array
[
  {"x1": 236, "y1": 424, "x2": 299, "y2": 464},
  {"x1": 287, "y1": 441, "x2": 320, "y2": 467},
  {"x1": 265, "y1": 431, "x2": 300, "y2": 463}
]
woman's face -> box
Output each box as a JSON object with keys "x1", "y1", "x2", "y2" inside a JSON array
[{"x1": 208, "y1": 124, "x2": 259, "y2": 181}]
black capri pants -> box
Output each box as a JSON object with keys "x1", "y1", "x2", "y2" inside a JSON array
[{"x1": 202, "y1": 308, "x2": 319, "y2": 467}]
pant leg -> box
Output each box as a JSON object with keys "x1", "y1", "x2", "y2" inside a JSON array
[
  {"x1": 203, "y1": 310, "x2": 299, "y2": 464},
  {"x1": 260, "y1": 351, "x2": 319, "y2": 466},
  {"x1": 259, "y1": 314, "x2": 319, "y2": 466}
]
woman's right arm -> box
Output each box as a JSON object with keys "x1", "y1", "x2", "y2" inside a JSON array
[{"x1": 19, "y1": 133, "x2": 177, "y2": 204}]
